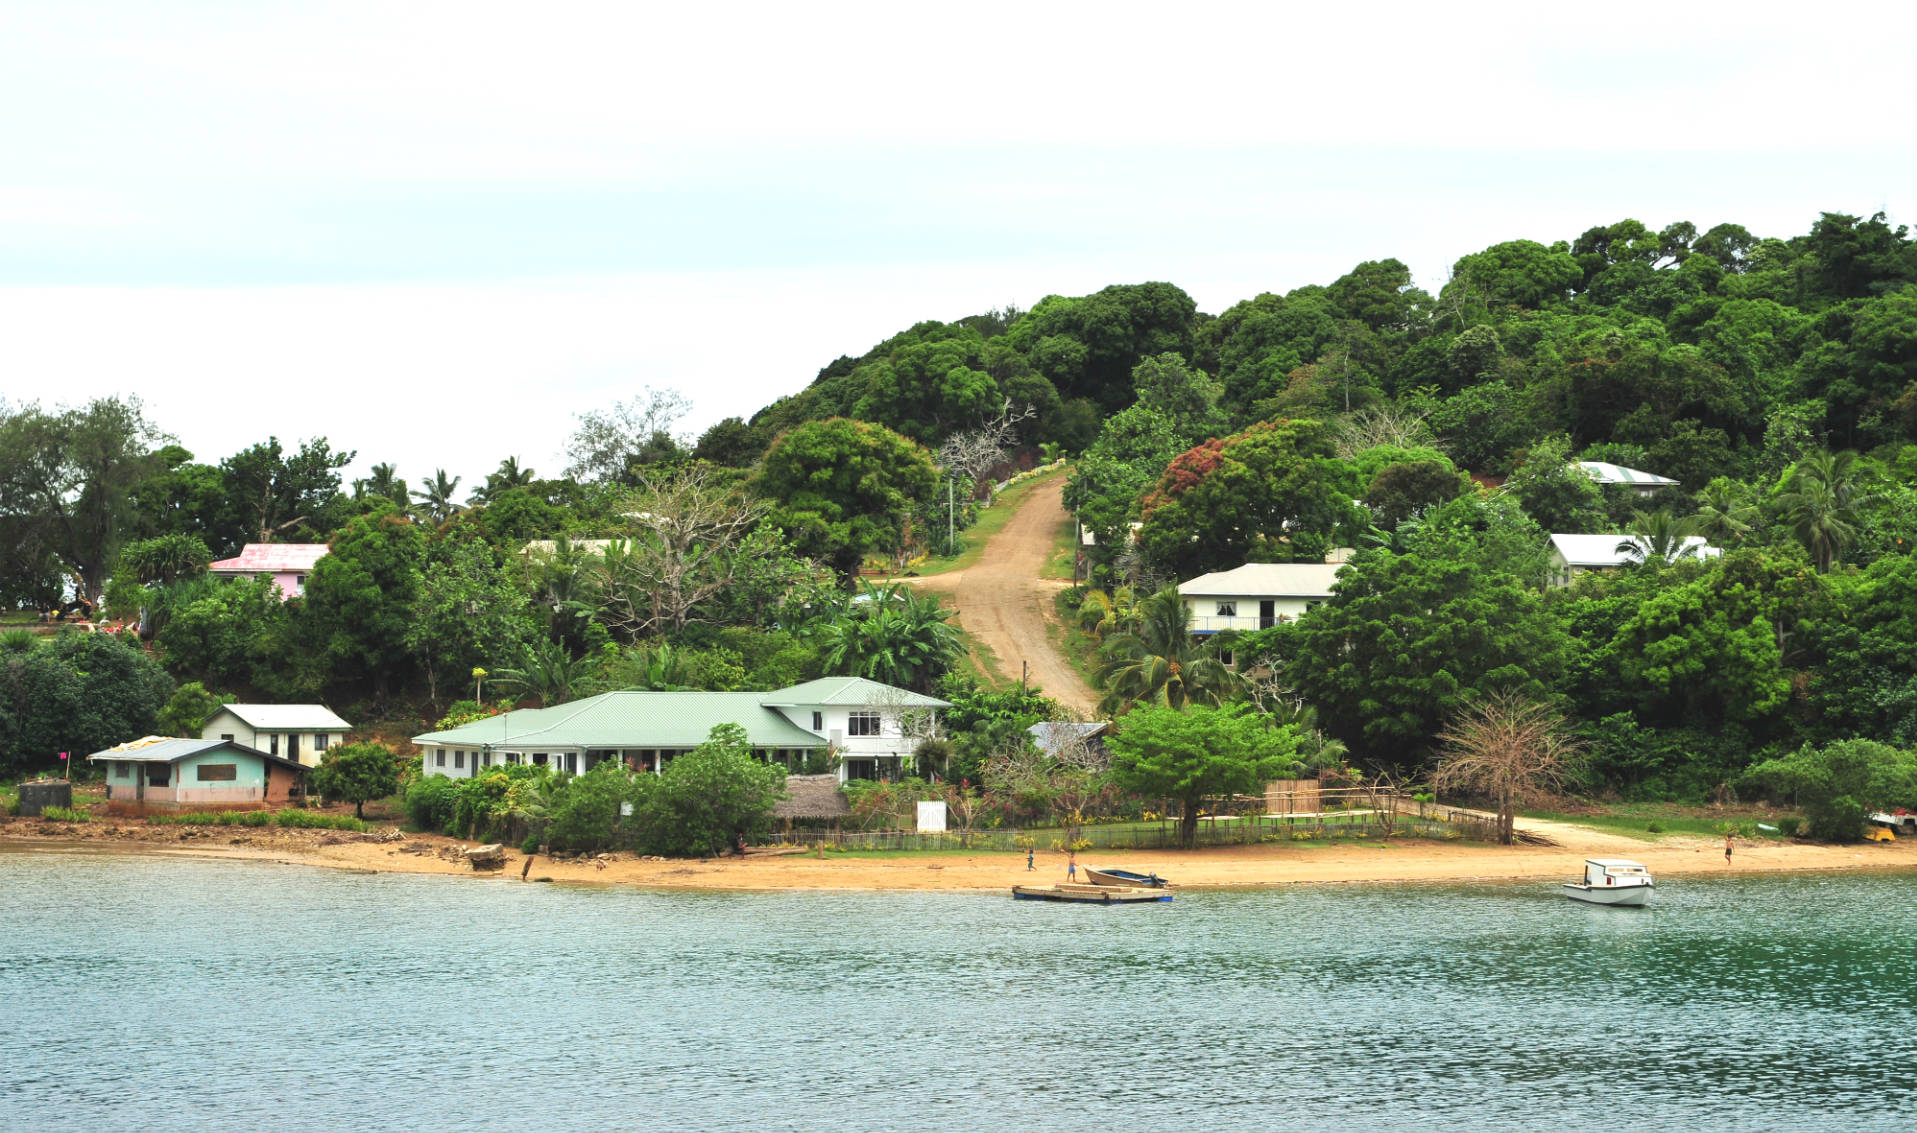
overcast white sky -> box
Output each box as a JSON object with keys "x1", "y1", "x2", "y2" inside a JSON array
[{"x1": 4, "y1": 0, "x2": 1913, "y2": 491}]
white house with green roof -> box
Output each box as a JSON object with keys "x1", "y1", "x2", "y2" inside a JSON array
[{"x1": 411, "y1": 677, "x2": 949, "y2": 783}]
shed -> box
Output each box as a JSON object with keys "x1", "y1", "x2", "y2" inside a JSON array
[{"x1": 89, "y1": 736, "x2": 309, "y2": 809}]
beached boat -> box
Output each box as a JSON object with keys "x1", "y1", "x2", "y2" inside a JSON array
[
  {"x1": 1083, "y1": 867, "x2": 1171, "y2": 888},
  {"x1": 1563, "y1": 858, "x2": 1655, "y2": 906},
  {"x1": 1012, "y1": 883, "x2": 1173, "y2": 904}
]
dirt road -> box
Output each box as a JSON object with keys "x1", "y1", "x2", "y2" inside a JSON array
[{"x1": 914, "y1": 475, "x2": 1098, "y2": 716}]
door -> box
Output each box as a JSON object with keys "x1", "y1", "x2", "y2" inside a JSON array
[
  {"x1": 288, "y1": 734, "x2": 300, "y2": 763},
  {"x1": 1259, "y1": 600, "x2": 1276, "y2": 630}
]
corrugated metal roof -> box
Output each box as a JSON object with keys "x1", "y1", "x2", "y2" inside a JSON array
[
  {"x1": 1178, "y1": 562, "x2": 1345, "y2": 598},
  {"x1": 414, "y1": 691, "x2": 829, "y2": 750},
  {"x1": 762, "y1": 677, "x2": 951, "y2": 709},
  {"x1": 1575, "y1": 462, "x2": 1679, "y2": 487},
  {"x1": 84, "y1": 737, "x2": 307, "y2": 771},
  {"x1": 1027, "y1": 721, "x2": 1109, "y2": 757},
  {"x1": 207, "y1": 704, "x2": 352, "y2": 731},
  {"x1": 208, "y1": 544, "x2": 330, "y2": 572},
  {"x1": 1549, "y1": 533, "x2": 1721, "y2": 568}
]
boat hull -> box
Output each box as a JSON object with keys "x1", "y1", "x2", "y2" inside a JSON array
[
  {"x1": 1563, "y1": 882, "x2": 1653, "y2": 906},
  {"x1": 1012, "y1": 884, "x2": 1173, "y2": 904},
  {"x1": 1083, "y1": 867, "x2": 1170, "y2": 889}
]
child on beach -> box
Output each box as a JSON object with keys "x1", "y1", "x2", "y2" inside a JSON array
[
  {"x1": 1725, "y1": 833, "x2": 1734, "y2": 864},
  {"x1": 1067, "y1": 850, "x2": 1076, "y2": 881}
]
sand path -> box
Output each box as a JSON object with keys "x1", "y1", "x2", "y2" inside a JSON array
[{"x1": 908, "y1": 474, "x2": 1096, "y2": 716}]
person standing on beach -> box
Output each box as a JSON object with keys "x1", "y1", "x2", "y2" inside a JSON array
[
  {"x1": 1026, "y1": 848, "x2": 1034, "y2": 871},
  {"x1": 1725, "y1": 833, "x2": 1734, "y2": 864},
  {"x1": 1067, "y1": 850, "x2": 1076, "y2": 881}
]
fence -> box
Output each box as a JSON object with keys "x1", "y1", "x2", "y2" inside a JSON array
[{"x1": 766, "y1": 801, "x2": 1496, "y2": 852}]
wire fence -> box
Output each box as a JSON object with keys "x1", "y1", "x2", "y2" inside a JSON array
[{"x1": 771, "y1": 797, "x2": 1500, "y2": 851}]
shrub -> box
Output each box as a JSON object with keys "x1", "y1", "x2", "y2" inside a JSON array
[
  {"x1": 1645, "y1": 821, "x2": 1665, "y2": 833},
  {"x1": 40, "y1": 805, "x2": 91, "y2": 822},
  {"x1": 1778, "y1": 817, "x2": 1803, "y2": 837},
  {"x1": 273, "y1": 810, "x2": 366, "y2": 831},
  {"x1": 629, "y1": 723, "x2": 783, "y2": 857},
  {"x1": 404, "y1": 774, "x2": 460, "y2": 833},
  {"x1": 545, "y1": 763, "x2": 641, "y2": 853},
  {"x1": 1743, "y1": 739, "x2": 1917, "y2": 842}
]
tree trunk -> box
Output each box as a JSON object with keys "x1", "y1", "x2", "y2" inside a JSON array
[{"x1": 1181, "y1": 800, "x2": 1200, "y2": 849}]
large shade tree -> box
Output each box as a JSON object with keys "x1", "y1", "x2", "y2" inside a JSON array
[
  {"x1": 1107, "y1": 703, "x2": 1302, "y2": 848},
  {"x1": 759, "y1": 418, "x2": 938, "y2": 578}
]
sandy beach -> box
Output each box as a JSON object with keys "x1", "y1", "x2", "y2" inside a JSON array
[{"x1": 6, "y1": 813, "x2": 1911, "y2": 891}]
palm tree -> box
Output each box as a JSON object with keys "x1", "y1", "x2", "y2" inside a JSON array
[
  {"x1": 1615, "y1": 509, "x2": 1703, "y2": 566},
  {"x1": 1094, "y1": 585, "x2": 1239, "y2": 715},
  {"x1": 468, "y1": 456, "x2": 537, "y2": 506},
  {"x1": 1776, "y1": 449, "x2": 1876, "y2": 573},
  {"x1": 813, "y1": 583, "x2": 963, "y2": 693},
  {"x1": 1690, "y1": 478, "x2": 1756, "y2": 545},
  {"x1": 352, "y1": 462, "x2": 410, "y2": 511},
  {"x1": 1076, "y1": 586, "x2": 1142, "y2": 640},
  {"x1": 411, "y1": 470, "x2": 464, "y2": 525},
  {"x1": 490, "y1": 638, "x2": 593, "y2": 707}
]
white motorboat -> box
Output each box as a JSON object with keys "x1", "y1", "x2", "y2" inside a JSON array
[{"x1": 1563, "y1": 858, "x2": 1655, "y2": 906}]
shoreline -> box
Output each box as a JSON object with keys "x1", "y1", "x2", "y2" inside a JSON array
[{"x1": 5, "y1": 817, "x2": 1911, "y2": 892}]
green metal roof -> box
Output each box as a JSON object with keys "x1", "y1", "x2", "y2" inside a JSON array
[
  {"x1": 761, "y1": 677, "x2": 950, "y2": 709},
  {"x1": 414, "y1": 691, "x2": 827, "y2": 750}
]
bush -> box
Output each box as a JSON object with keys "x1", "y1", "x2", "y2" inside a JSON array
[
  {"x1": 629, "y1": 723, "x2": 783, "y2": 857},
  {"x1": 545, "y1": 763, "x2": 642, "y2": 853},
  {"x1": 273, "y1": 810, "x2": 366, "y2": 831},
  {"x1": 404, "y1": 774, "x2": 460, "y2": 833},
  {"x1": 1645, "y1": 821, "x2": 1665, "y2": 833},
  {"x1": 40, "y1": 805, "x2": 91, "y2": 822},
  {"x1": 1778, "y1": 816, "x2": 1803, "y2": 837},
  {"x1": 1744, "y1": 739, "x2": 1917, "y2": 842},
  {"x1": 310, "y1": 741, "x2": 403, "y2": 819}
]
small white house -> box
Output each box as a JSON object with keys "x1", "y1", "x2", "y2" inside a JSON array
[
  {"x1": 1546, "y1": 533, "x2": 1722, "y2": 586},
  {"x1": 1178, "y1": 562, "x2": 1345, "y2": 634},
  {"x1": 412, "y1": 677, "x2": 949, "y2": 783},
  {"x1": 200, "y1": 704, "x2": 353, "y2": 768},
  {"x1": 1576, "y1": 461, "x2": 1679, "y2": 497}
]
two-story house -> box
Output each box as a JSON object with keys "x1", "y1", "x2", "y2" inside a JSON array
[
  {"x1": 1178, "y1": 562, "x2": 1345, "y2": 635},
  {"x1": 200, "y1": 704, "x2": 353, "y2": 767}
]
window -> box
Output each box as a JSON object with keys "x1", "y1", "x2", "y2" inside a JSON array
[
  {"x1": 196, "y1": 764, "x2": 238, "y2": 782},
  {"x1": 315, "y1": 733, "x2": 329, "y2": 752},
  {"x1": 435, "y1": 751, "x2": 446, "y2": 767},
  {"x1": 219, "y1": 733, "x2": 235, "y2": 742},
  {"x1": 812, "y1": 711, "x2": 823, "y2": 731},
  {"x1": 146, "y1": 764, "x2": 170, "y2": 786},
  {"x1": 454, "y1": 751, "x2": 465, "y2": 770},
  {"x1": 848, "y1": 710, "x2": 881, "y2": 737},
  {"x1": 268, "y1": 734, "x2": 280, "y2": 756},
  {"x1": 287, "y1": 734, "x2": 300, "y2": 761},
  {"x1": 1215, "y1": 601, "x2": 1237, "y2": 617},
  {"x1": 114, "y1": 761, "x2": 131, "y2": 779}
]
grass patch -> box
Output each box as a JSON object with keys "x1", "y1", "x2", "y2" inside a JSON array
[
  {"x1": 1049, "y1": 590, "x2": 1104, "y2": 692},
  {"x1": 39, "y1": 805, "x2": 92, "y2": 822},
  {"x1": 144, "y1": 809, "x2": 366, "y2": 831},
  {"x1": 909, "y1": 466, "x2": 1063, "y2": 578},
  {"x1": 1521, "y1": 804, "x2": 1796, "y2": 842}
]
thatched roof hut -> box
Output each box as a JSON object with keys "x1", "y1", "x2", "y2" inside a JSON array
[{"x1": 774, "y1": 774, "x2": 851, "y2": 825}]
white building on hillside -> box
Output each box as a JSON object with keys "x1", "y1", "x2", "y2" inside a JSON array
[
  {"x1": 1547, "y1": 533, "x2": 1721, "y2": 586},
  {"x1": 1177, "y1": 562, "x2": 1345, "y2": 634}
]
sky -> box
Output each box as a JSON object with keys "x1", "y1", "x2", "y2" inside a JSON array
[{"x1": 4, "y1": 0, "x2": 1914, "y2": 493}]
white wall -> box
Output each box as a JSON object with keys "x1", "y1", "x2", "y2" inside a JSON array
[{"x1": 1182, "y1": 594, "x2": 1320, "y2": 634}]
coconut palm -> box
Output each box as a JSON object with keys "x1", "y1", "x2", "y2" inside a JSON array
[
  {"x1": 1615, "y1": 509, "x2": 1703, "y2": 566},
  {"x1": 411, "y1": 469, "x2": 464, "y2": 525},
  {"x1": 1076, "y1": 586, "x2": 1142, "y2": 640},
  {"x1": 1094, "y1": 584, "x2": 1239, "y2": 715},
  {"x1": 1776, "y1": 449, "x2": 1876, "y2": 573},
  {"x1": 468, "y1": 456, "x2": 537, "y2": 506},
  {"x1": 353, "y1": 463, "x2": 409, "y2": 510},
  {"x1": 1690, "y1": 478, "x2": 1757, "y2": 545}
]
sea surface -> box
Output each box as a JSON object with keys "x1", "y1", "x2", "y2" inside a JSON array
[{"x1": 1, "y1": 848, "x2": 1912, "y2": 1132}]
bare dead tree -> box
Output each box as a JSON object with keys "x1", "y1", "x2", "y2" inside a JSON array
[
  {"x1": 1432, "y1": 691, "x2": 1585, "y2": 845},
  {"x1": 564, "y1": 386, "x2": 693, "y2": 483},
  {"x1": 1333, "y1": 403, "x2": 1438, "y2": 459},
  {"x1": 594, "y1": 464, "x2": 767, "y2": 638},
  {"x1": 936, "y1": 397, "x2": 1037, "y2": 483}
]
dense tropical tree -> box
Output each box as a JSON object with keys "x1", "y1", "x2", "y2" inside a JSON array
[
  {"x1": 1107, "y1": 703, "x2": 1302, "y2": 848},
  {"x1": 758, "y1": 418, "x2": 938, "y2": 577},
  {"x1": 811, "y1": 584, "x2": 963, "y2": 694},
  {"x1": 217, "y1": 436, "x2": 354, "y2": 550},
  {"x1": 310, "y1": 741, "x2": 403, "y2": 819},
  {"x1": 299, "y1": 506, "x2": 425, "y2": 698},
  {"x1": 631, "y1": 723, "x2": 785, "y2": 857},
  {"x1": 0, "y1": 397, "x2": 169, "y2": 603}
]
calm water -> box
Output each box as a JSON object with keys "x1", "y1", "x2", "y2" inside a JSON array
[{"x1": 1, "y1": 850, "x2": 1912, "y2": 1132}]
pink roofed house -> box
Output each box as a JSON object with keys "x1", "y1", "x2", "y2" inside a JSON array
[{"x1": 207, "y1": 544, "x2": 330, "y2": 598}]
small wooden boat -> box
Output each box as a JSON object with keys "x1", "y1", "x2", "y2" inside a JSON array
[
  {"x1": 1012, "y1": 883, "x2": 1173, "y2": 904},
  {"x1": 1083, "y1": 867, "x2": 1170, "y2": 889},
  {"x1": 1563, "y1": 858, "x2": 1654, "y2": 906}
]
